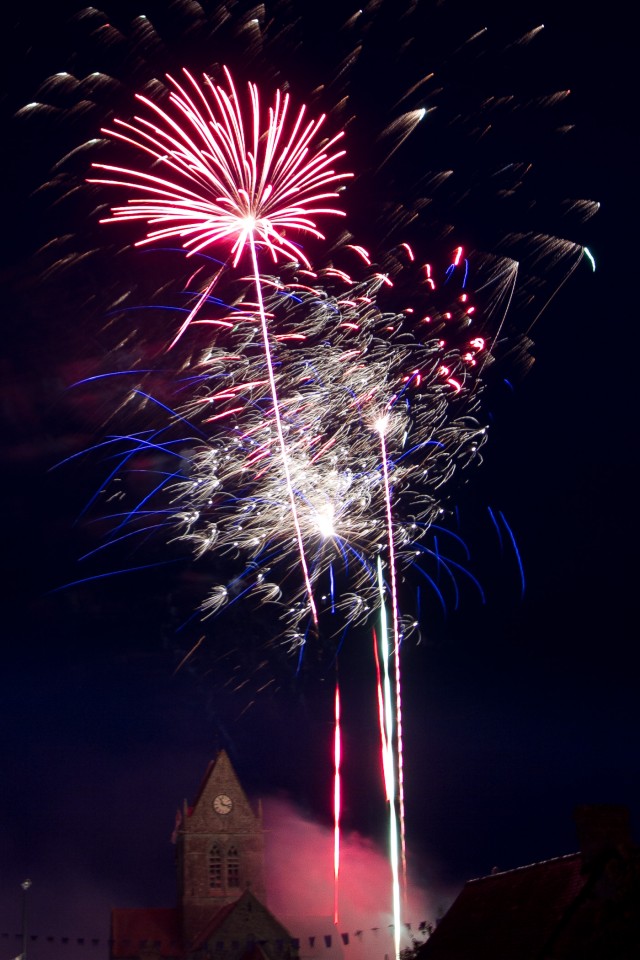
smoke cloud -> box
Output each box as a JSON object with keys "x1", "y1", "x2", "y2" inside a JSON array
[{"x1": 263, "y1": 795, "x2": 450, "y2": 958}]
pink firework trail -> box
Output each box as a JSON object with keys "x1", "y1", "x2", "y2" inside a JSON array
[
  {"x1": 90, "y1": 67, "x2": 352, "y2": 626},
  {"x1": 333, "y1": 682, "x2": 341, "y2": 926},
  {"x1": 372, "y1": 629, "x2": 392, "y2": 801}
]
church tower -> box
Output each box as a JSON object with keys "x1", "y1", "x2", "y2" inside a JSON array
[{"x1": 175, "y1": 750, "x2": 266, "y2": 945}]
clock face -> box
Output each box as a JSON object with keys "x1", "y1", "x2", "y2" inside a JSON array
[{"x1": 213, "y1": 794, "x2": 233, "y2": 815}]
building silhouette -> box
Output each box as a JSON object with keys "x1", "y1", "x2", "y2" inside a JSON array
[{"x1": 418, "y1": 805, "x2": 640, "y2": 960}]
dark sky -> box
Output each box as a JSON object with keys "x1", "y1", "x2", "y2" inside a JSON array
[{"x1": 1, "y1": 0, "x2": 638, "y2": 956}]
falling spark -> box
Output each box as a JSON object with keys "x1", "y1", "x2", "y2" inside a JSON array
[{"x1": 377, "y1": 107, "x2": 428, "y2": 169}]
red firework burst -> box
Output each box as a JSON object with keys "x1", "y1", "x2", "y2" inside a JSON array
[{"x1": 90, "y1": 66, "x2": 351, "y2": 266}]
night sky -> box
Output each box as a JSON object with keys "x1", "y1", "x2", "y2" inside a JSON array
[{"x1": 1, "y1": 0, "x2": 638, "y2": 956}]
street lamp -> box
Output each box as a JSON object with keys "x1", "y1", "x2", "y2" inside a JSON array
[{"x1": 21, "y1": 880, "x2": 32, "y2": 960}]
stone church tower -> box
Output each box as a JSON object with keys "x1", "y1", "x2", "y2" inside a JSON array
[
  {"x1": 111, "y1": 750, "x2": 297, "y2": 960},
  {"x1": 176, "y1": 750, "x2": 266, "y2": 944}
]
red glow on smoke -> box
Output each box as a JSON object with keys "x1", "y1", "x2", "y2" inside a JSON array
[{"x1": 263, "y1": 796, "x2": 446, "y2": 957}]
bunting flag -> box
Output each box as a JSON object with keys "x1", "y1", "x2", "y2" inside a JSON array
[{"x1": 1, "y1": 920, "x2": 431, "y2": 951}]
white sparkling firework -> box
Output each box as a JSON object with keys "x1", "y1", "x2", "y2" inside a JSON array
[{"x1": 163, "y1": 264, "x2": 489, "y2": 644}]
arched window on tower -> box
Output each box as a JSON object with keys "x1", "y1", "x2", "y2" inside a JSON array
[
  {"x1": 227, "y1": 846, "x2": 240, "y2": 888},
  {"x1": 209, "y1": 844, "x2": 222, "y2": 889}
]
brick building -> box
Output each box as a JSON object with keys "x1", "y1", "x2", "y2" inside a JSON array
[{"x1": 110, "y1": 751, "x2": 297, "y2": 960}]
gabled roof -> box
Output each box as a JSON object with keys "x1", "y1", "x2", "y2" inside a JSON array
[
  {"x1": 419, "y1": 853, "x2": 588, "y2": 960},
  {"x1": 190, "y1": 899, "x2": 240, "y2": 949},
  {"x1": 111, "y1": 907, "x2": 182, "y2": 958},
  {"x1": 190, "y1": 890, "x2": 294, "y2": 953}
]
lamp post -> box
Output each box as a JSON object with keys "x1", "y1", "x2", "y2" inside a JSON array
[{"x1": 21, "y1": 880, "x2": 31, "y2": 960}]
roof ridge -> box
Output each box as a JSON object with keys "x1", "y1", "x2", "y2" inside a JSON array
[{"x1": 468, "y1": 851, "x2": 580, "y2": 883}]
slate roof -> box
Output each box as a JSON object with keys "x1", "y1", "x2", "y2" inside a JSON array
[
  {"x1": 419, "y1": 841, "x2": 640, "y2": 960},
  {"x1": 419, "y1": 852, "x2": 587, "y2": 960},
  {"x1": 189, "y1": 889, "x2": 294, "y2": 953},
  {"x1": 190, "y1": 899, "x2": 241, "y2": 950}
]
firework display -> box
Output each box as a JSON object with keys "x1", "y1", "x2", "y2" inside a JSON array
[
  {"x1": 89, "y1": 67, "x2": 355, "y2": 626},
  {"x1": 84, "y1": 82, "x2": 508, "y2": 941},
  {"x1": 79, "y1": 64, "x2": 512, "y2": 650},
  {"x1": 71, "y1": 252, "x2": 490, "y2": 644},
  {"x1": 90, "y1": 67, "x2": 350, "y2": 266},
  {"x1": 81, "y1": 69, "x2": 501, "y2": 947},
  {"x1": 8, "y1": 3, "x2": 597, "y2": 954}
]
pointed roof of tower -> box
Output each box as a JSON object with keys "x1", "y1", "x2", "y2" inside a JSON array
[
  {"x1": 187, "y1": 749, "x2": 259, "y2": 822},
  {"x1": 191, "y1": 750, "x2": 232, "y2": 806}
]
